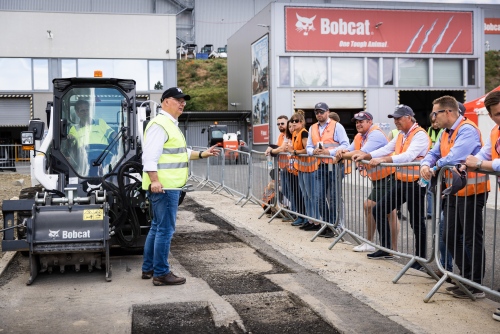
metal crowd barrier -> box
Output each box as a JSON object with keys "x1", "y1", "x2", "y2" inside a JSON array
[
  {"x1": 215, "y1": 148, "x2": 251, "y2": 204},
  {"x1": 188, "y1": 149, "x2": 500, "y2": 302},
  {"x1": 331, "y1": 160, "x2": 433, "y2": 284},
  {"x1": 269, "y1": 152, "x2": 345, "y2": 240},
  {"x1": 0, "y1": 144, "x2": 31, "y2": 174},
  {"x1": 424, "y1": 165, "x2": 500, "y2": 302},
  {"x1": 242, "y1": 151, "x2": 275, "y2": 214}
]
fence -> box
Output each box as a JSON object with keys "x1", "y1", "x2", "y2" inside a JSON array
[
  {"x1": 11, "y1": 145, "x2": 500, "y2": 303},
  {"x1": 0, "y1": 144, "x2": 31, "y2": 174},
  {"x1": 188, "y1": 149, "x2": 500, "y2": 303}
]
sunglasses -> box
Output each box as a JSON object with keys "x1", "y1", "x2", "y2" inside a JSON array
[
  {"x1": 431, "y1": 109, "x2": 448, "y2": 117},
  {"x1": 277, "y1": 122, "x2": 286, "y2": 126},
  {"x1": 290, "y1": 119, "x2": 300, "y2": 123},
  {"x1": 354, "y1": 112, "x2": 372, "y2": 120},
  {"x1": 314, "y1": 110, "x2": 327, "y2": 115}
]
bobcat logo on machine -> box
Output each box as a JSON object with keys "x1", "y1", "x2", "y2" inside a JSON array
[
  {"x1": 48, "y1": 229, "x2": 60, "y2": 238},
  {"x1": 295, "y1": 13, "x2": 316, "y2": 36}
]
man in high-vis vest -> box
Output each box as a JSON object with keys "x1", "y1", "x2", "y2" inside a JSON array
[
  {"x1": 68, "y1": 100, "x2": 116, "y2": 176},
  {"x1": 337, "y1": 111, "x2": 399, "y2": 253},
  {"x1": 353, "y1": 105, "x2": 430, "y2": 262},
  {"x1": 465, "y1": 91, "x2": 500, "y2": 319},
  {"x1": 265, "y1": 115, "x2": 288, "y2": 156},
  {"x1": 141, "y1": 87, "x2": 219, "y2": 286},
  {"x1": 303, "y1": 102, "x2": 349, "y2": 237},
  {"x1": 421, "y1": 95, "x2": 489, "y2": 299}
]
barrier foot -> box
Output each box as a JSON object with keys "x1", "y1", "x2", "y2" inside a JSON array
[
  {"x1": 243, "y1": 198, "x2": 259, "y2": 207},
  {"x1": 211, "y1": 184, "x2": 223, "y2": 194},
  {"x1": 392, "y1": 258, "x2": 415, "y2": 284},
  {"x1": 310, "y1": 224, "x2": 328, "y2": 242},
  {"x1": 235, "y1": 196, "x2": 245, "y2": 205},
  {"x1": 327, "y1": 228, "x2": 348, "y2": 250},
  {"x1": 423, "y1": 275, "x2": 449, "y2": 303}
]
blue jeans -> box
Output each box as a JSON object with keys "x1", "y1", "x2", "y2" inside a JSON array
[
  {"x1": 439, "y1": 211, "x2": 453, "y2": 271},
  {"x1": 314, "y1": 164, "x2": 343, "y2": 224},
  {"x1": 426, "y1": 188, "x2": 433, "y2": 216},
  {"x1": 142, "y1": 190, "x2": 181, "y2": 277},
  {"x1": 299, "y1": 171, "x2": 315, "y2": 219}
]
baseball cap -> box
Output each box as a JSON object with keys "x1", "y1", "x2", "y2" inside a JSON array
[
  {"x1": 314, "y1": 102, "x2": 329, "y2": 112},
  {"x1": 388, "y1": 104, "x2": 415, "y2": 118},
  {"x1": 458, "y1": 102, "x2": 466, "y2": 116},
  {"x1": 441, "y1": 167, "x2": 467, "y2": 196},
  {"x1": 352, "y1": 111, "x2": 373, "y2": 122},
  {"x1": 161, "y1": 87, "x2": 191, "y2": 102}
]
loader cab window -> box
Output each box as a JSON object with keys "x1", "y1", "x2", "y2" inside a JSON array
[{"x1": 60, "y1": 87, "x2": 128, "y2": 177}]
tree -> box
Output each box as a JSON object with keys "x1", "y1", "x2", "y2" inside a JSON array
[{"x1": 154, "y1": 81, "x2": 163, "y2": 90}]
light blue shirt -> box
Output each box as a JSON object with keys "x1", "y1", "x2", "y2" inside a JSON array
[
  {"x1": 421, "y1": 116, "x2": 481, "y2": 168},
  {"x1": 346, "y1": 125, "x2": 388, "y2": 153},
  {"x1": 306, "y1": 119, "x2": 350, "y2": 156},
  {"x1": 474, "y1": 126, "x2": 500, "y2": 172},
  {"x1": 370, "y1": 123, "x2": 429, "y2": 163}
]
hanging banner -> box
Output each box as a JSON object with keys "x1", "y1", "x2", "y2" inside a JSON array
[
  {"x1": 285, "y1": 7, "x2": 473, "y2": 54},
  {"x1": 251, "y1": 35, "x2": 270, "y2": 145}
]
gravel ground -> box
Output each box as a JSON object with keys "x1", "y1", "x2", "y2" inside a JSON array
[{"x1": 0, "y1": 173, "x2": 31, "y2": 256}]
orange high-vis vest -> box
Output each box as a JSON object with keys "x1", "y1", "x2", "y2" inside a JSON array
[
  {"x1": 352, "y1": 125, "x2": 394, "y2": 181},
  {"x1": 292, "y1": 128, "x2": 318, "y2": 174},
  {"x1": 310, "y1": 120, "x2": 339, "y2": 164},
  {"x1": 394, "y1": 126, "x2": 431, "y2": 182},
  {"x1": 440, "y1": 119, "x2": 490, "y2": 196},
  {"x1": 490, "y1": 126, "x2": 500, "y2": 161},
  {"x1": 276, "y1": 132, "x2": 289, "y2": 169}
]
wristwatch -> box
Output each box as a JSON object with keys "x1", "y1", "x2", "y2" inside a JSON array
[
  {"x1": 476, "y1": 160, "x2": 483, "y2": 168},
  {"x1": 199, "y1": 151, "x2": 203, "y2": 159}
]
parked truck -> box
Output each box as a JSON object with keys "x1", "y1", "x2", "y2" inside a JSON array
[{"x1": 207, "y1": 124, "x2": 248, "y2": 164}]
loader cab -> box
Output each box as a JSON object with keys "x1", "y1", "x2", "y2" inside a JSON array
[{"x1": 50, "y1": 78, "x2": 136, "y2": 179}]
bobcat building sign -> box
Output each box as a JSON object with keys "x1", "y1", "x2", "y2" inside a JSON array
[{"x1": 286, "y1": 7, "x2": 473, "y2": 54}]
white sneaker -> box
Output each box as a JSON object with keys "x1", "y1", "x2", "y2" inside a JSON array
[{"x1": 353, "y1": 243, "x2": 376, "y2": 252}]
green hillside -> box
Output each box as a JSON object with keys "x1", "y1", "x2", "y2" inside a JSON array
[
  {"x1": 177, "y1": 58, "x2": 228, "y2": 111},
  {"x1": 486, "y1": 50, "x2": 500, "y2": 93}
]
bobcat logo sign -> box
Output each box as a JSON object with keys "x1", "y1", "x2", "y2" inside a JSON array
[
  {"x1": 48, "y1": 229, "x2": 60, "y2": 238},
  {"x1": 295, "y1": 13, "x2": 316, "y2": 36},
  {"x1": 285, "y1": 7, "x2": 473, "y2": 54}
]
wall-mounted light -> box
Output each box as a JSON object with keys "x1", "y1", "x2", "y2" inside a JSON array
[
  {"x1": 166, "y1": 49, "x2": 169, "y2": 54},
  {"x1": 374, "y1": 22, "x2": 383, "y2": 29},
  {"x1": 47, "y1": 30, "x2": 53, "y2": 39}
]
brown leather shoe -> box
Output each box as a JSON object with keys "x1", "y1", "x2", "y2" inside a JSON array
[
  {"x1": 142, "y1": 270, "x2": 154, "y2": 279},
  {"x1": 153, "y1": 272, "x2": 186, "y2": 286}
]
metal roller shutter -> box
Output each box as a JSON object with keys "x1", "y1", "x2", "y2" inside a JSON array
[{"x1": 0, "y1": 96, "x2": 31, "y2": 126}]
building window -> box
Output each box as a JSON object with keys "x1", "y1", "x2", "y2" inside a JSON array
[
  {"x1": 279, "y1": 57, "x2": 290, "y2": 86},
  {"x1": 294, "y1": 57, "x2": 327, "y2": 87},
  {"x1": 33, "y1": 59, "x2": 49, "y2": 90},
  {"x1": 331, "y1": 58, "x2": 363, "y2": 87},
  {"x1": 0, "y1": 58, "x2": 31, "y2": 91},
  {"x1": 62, "y1": 59, "x2": 77, "y2": 77},
  {"x1": 383, "y1": 58, "x2": 394, "y2": 86},
  {"x1": 399, "y1": 58, "x2": 428, "y2": 87},
  {"x1": 467, "y1": 59, "x2": 476, "y2": 86},
  {"x1": 433, "y1": 59, "x2": 462, "y2": 87},
  {"x1": 78, "y1": 59, "x2": 148, "y2": 91},
  {"x1": 368, "y1": 58, "x2": 379, "y2": 86},
  {"x1": 149, "y1": 60, "x2": 164, "y2": 91}
]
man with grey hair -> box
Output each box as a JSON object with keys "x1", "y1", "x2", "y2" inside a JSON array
[{"x1": 353, "y1": 104, "x2": 430, "y2": 262}]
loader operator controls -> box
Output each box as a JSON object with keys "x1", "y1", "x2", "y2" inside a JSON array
[{"x1": 62, "y1": 88, "x2": 127, "y2": 178}]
